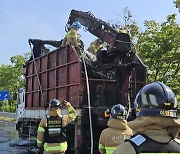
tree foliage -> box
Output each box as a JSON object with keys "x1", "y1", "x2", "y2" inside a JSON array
[
  {"x1": 0, "y1": 55, "x2": 26, "y2": 112},
  {"x1": 174, "y1": 0, "x2": 180, "y2": 11},
  {"x1": 136, "y1": 14, "x2": 180, "y2": 102}
]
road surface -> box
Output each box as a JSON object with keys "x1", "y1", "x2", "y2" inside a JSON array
[{"x1": 0, "y1": 112, "x2": 37, "y2": 154}]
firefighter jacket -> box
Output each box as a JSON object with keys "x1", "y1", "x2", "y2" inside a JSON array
[
  {"x1": 99, "y1": 118, "x2": 133, "y2": 154},
  {"x1": 118, "y1": 29, "x2": 128, "y2": 34},
  {"x1": 83, "y1": 50, "x2": 97, "y2": 61},
  {"x1": 87, "y1": 40, "x2": 102, "y2": 54},
  {"x1": 62, "y1": 29, "x2": 79, "y2": 47},
  {"x1": 37, "y1": 103, "x2": 77, "y2": 154},
  {"x1": 114, "y1": 116, "x2": 180, "y2": 154}
]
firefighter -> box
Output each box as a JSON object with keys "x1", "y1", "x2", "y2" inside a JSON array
[
  {"x1": 112, "y1": 24, "x2": 128, "y2": 34},
  {"x1": 87, "y1": 39, "x2": 103, "y2": 55},
  {"x1": 118, "y1": 26, "x2": 128, "y2": 33},
  {"x1": 114, "y1": 81, "x2": 180, "y2": 154},
  {"x1": 37, "y1": 99, "x2": 77, "y2": 154},
  {"x1": 62, "y1": 21, "x2": 81, "y2": 49},
  {"x1": 98, "y1": 104, "x2": 133, "y2": 154}
]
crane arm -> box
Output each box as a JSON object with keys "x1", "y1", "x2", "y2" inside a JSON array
[{"x1": 67, "y1": 9, "x2": 119, "y2": 45}]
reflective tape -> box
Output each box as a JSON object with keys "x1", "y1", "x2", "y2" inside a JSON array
[
  {"x1": 37, "y1": 139, "x2": 42, "y2": 144},
  {"x1": 44, "y1": 142, "x2": 67, "y2": 152},
  {"x1": 69, "y1": 113, "x2": 76, "y2": 121},
  {"x1": 68, "y1": 106, "x2": 74, "y2": 112},
  {"x1": 38, "y1": 126, "x2": 45, "y2": 132},
  {"x1": 105, "y1": 146, "x2": 116, "y2": 154},
  {"x1": 98, "y1": 143, "x2": 105, "y2": 150}
]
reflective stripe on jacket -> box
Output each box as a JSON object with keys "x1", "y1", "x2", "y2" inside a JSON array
[
  {"x1": 44, "y1": 142, "x2": 67, "y2": 152},
  {"x1": 99, "y1": 143, "x2": 116, "y2": 154}
]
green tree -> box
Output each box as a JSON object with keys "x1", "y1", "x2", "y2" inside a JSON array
[
  {"x1": 174, "y1": 0, "x2": 180, "y2": 11},
  {"x1": 136, "y1": 14, "x2": 180, "y2": 103},
  {"x1": 0, "y1": 55, "x2": 25, "y2": 112}
]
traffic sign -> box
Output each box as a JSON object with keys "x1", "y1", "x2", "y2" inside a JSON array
[{"x1": 0, "y1": 91, "x2": 10, "y2": 101}]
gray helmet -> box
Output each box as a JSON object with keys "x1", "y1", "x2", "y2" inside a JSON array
[
  {"x1": 49, "y1": 99, "x2": 61, "y2": 109},
  {"x1": 111, "y1": 104, "x2": 127, "y2": 119},
  {"x1": 134, "y1": 82, "x2": 178, "y2": 118}
]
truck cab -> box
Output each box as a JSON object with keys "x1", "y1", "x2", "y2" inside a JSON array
[{"x1": 16, "y1": 88, "x2": 25, "y2": 120}]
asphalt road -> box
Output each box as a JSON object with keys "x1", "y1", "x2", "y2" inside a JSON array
[{"x1": 0, "y1": 112, "x2": 37, "y2": 154}]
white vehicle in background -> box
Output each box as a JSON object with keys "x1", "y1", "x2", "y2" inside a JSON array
[{"x1": 16, "y1": 88, "x2": 25, "y2": 120}]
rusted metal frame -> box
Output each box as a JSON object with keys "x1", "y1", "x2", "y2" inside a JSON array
[
  {"x1": 55, "y1": 50, "x2": 58, "y2": 100},
  {"x1": 26, "y1": 83, "x2": 80, "y2": 94},
  {"x1": 82, "y1": 78, "x2": 117, "y2": 82},
  {"x1": 26, "y1": 61, "x2": 79, "y2": 78}
]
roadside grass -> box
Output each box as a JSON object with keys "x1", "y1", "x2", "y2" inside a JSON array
[{"x1": 0, "y1": 116, "x2": 16, "y2": 122}]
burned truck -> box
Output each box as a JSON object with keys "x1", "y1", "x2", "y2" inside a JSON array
[{"x1": 16, "y1": 10, "x2": 146, "y2": 153}]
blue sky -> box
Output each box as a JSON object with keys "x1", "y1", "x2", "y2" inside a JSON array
[{"x1": 0, "y1": 0, "x2": 179, "y2": 65}]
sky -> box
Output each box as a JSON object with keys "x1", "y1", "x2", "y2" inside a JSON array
[{"x1": 0, "y1": 0, "x2": 179, "y2": 65}]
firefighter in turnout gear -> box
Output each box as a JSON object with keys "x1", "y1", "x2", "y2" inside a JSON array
[
  {"x1": 98, "y1": 104, "x2": 133, "y2": 154},
  {"x1": 87, "y1": 39, "x2": 103, "y2": 55},
  {"x1": 112, "y1": 24, "x2": 120, "y2": 32},
  {"x1": 112, "y1": 24, "x2": 128, "y2": 34},
  {"x1": 37, "y1": 99, "x2": 77, "y2": 154},
  {"x1": 118, "y1": 26, "x2": 128, "y2": 34},
  {"x1": 114, "y1": 81, "x2": 180, "y2": 154},
  {"x1": 62, "y1": 21, "x2": 81, "y2": 48}
]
